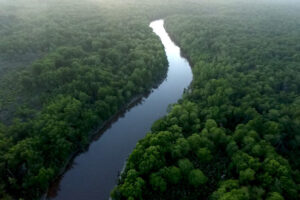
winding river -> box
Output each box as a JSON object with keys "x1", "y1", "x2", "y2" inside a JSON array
[{"x1": 47, "y1": 19, "x2": 193, "y2": 200}]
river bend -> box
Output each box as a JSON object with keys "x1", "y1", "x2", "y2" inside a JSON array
[{"x1": 48, "y1": 19, "x2": 193, "y2": 200}]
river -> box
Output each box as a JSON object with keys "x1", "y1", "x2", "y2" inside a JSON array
[{"x1": 47, "y1": 19, "x2": 193, "y2": 200}]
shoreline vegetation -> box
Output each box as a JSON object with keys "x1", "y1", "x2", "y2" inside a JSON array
[
  {"x1": 0, "y1": 0, "x2": 299, "y2": 200},
  {"x1": 112, "y1": 3, "x2": 300, "y2": 200},
  {"x1": 43, "y1": 91, "x2": 144, "y2": 199},
  {"x1": 0, "y1": 0, "x2": 171, "y2": 199},
  {"x1": 44, "y1": 94, "x2": 143, "y2": 199},
  {"x1": 45, "y1": 60, "x2": 169, "y2": 199}
]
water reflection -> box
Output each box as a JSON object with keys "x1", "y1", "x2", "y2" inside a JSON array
[{"x1": 48, "y1": 19, "x2": 193, "y2": 200}]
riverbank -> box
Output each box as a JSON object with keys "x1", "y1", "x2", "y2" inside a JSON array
[
  {"x1": 42, "y1": 94, "x2": 143, "y2": 200},
  {"x1": 47, "y1": 19, "x2": 192, "y2": 200},
  {"x1": 44, "y1": 65, "x2": 168, "y2": 200}
]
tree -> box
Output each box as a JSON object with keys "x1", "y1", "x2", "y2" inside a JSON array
[
  {"x1": 188, "y1": 169, "x2": 207, "y2": 187},
  {"x1": 196, "y1": 147, "x2": 212, "y2": 163},
  {"x1": 119, "y1": 177, "x2": 145, "y2": 199},
  {"x1": 138, "y1": 146, "x2": 164, "y2": 174},
  {"x1": 266, "y1": 192, "x2": 284, "y2": 200},
  {"x1": 187, "y1": 133, "x2": 202, "y2": 150},
  {"x1": 239, "y1": 168, "x2": 255, "y2": 184},
  {"x1": 150, "y1": 173, "x2": 167, "y2": 192},
  {"x1": 165, "y1": 166, "x2": 181, "y2": 184},
  {"x1": 171, "y1": 138, "x2": 190, "y2": 158},
  {"x1": 178, "y1": 158, "x2": 194, "y2": 176},
  {"x1": 205, "y1": 119, "x2": 217, "y2": 130}
]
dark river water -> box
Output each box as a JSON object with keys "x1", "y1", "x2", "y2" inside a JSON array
[{"x1": 47, "y1": 19, "x2": 193, "y2": 200}]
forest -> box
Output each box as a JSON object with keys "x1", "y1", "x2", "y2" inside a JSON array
[
  {"x1": 0, "y1": 0, "x2": 299, "y2": 199},
  {"x1": 0, "y1": 0, "x2": 170, "y2": 199},
  {"x1": 112, "y1": 1, "x2": 300, "y2": 200}
]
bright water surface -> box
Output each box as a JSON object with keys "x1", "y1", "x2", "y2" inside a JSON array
[{"x1": 48, "y1": 19, "x2": 193, "y2": 200}]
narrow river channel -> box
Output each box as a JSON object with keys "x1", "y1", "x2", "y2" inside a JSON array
[{"x1": 47, "y1": 19, "x2": 193, "y2": 200}]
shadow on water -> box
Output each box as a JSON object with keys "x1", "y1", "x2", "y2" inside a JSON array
[
  {"x1": 47, "y1": 19, "x2": 193, "y2": 200},
  {"x1": 47, "y1": 94, "x2": 145, "y2": 197}
]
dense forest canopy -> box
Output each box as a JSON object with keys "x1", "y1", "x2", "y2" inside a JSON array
[
  {"x1": 0, "y1": 0, "x2": 171, "y2": 199},
  {"x1": 112, "y1": 1, "x2": 300, "y2": 200},
  {"x1": 0, "y1": 0, "x2": 299, "y2": 199}
]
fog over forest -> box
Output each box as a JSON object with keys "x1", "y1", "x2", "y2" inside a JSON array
[{"x1": 0, "y1": 0, "x2": 299, "y2": 199}]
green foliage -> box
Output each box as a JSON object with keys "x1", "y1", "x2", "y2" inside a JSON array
[
  {"x1": 188, "y1": 169, "x2": 207, "y2": 187},
  {"x1": 164, "y1": 166, "x2": 181, "y2": 184},
  {"x1": 119, "y1": 170, "x2": 145, "y2": 199},
  {"x1": 178, "y1": 158, "x2": 194, "y2": 175},
  {"x1": 196, "y1": 147, "x2": 212, "y2": 163},
  {"x1": 0, "y1": 0, "x2": 169, "y2": 199},
  {"x1": 171, "y1": 137, "x2": 190, "y2": 158},
  {"x1": 211, "y1": 180, "x2": 250, "y2": 200},
  {"x1": 150, "y1": 173, "x2": 167, "y2": 192},
  {"x1": 239, "y1": 168, "x2": 255, "y2": 184},
  {"x1": 1, "y1": 0, "x2": 300, "y2": 199},
  {"x1": 266, "y1": 192, "x2": 284, "y2": 200},
  {"x1": 114, "y1": 1, "x2": 300, "y2": 199},
  {"x1": 138, "y1": 146, "x2": 165, "y2": 174}
]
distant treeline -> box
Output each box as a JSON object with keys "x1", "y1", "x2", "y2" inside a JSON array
[
  {"x1": 0, "y1": 0, "x2": 169, "y2": 199},
  {"x1": 112, "y1": 2, "x2": 300, "y2": 200}
]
